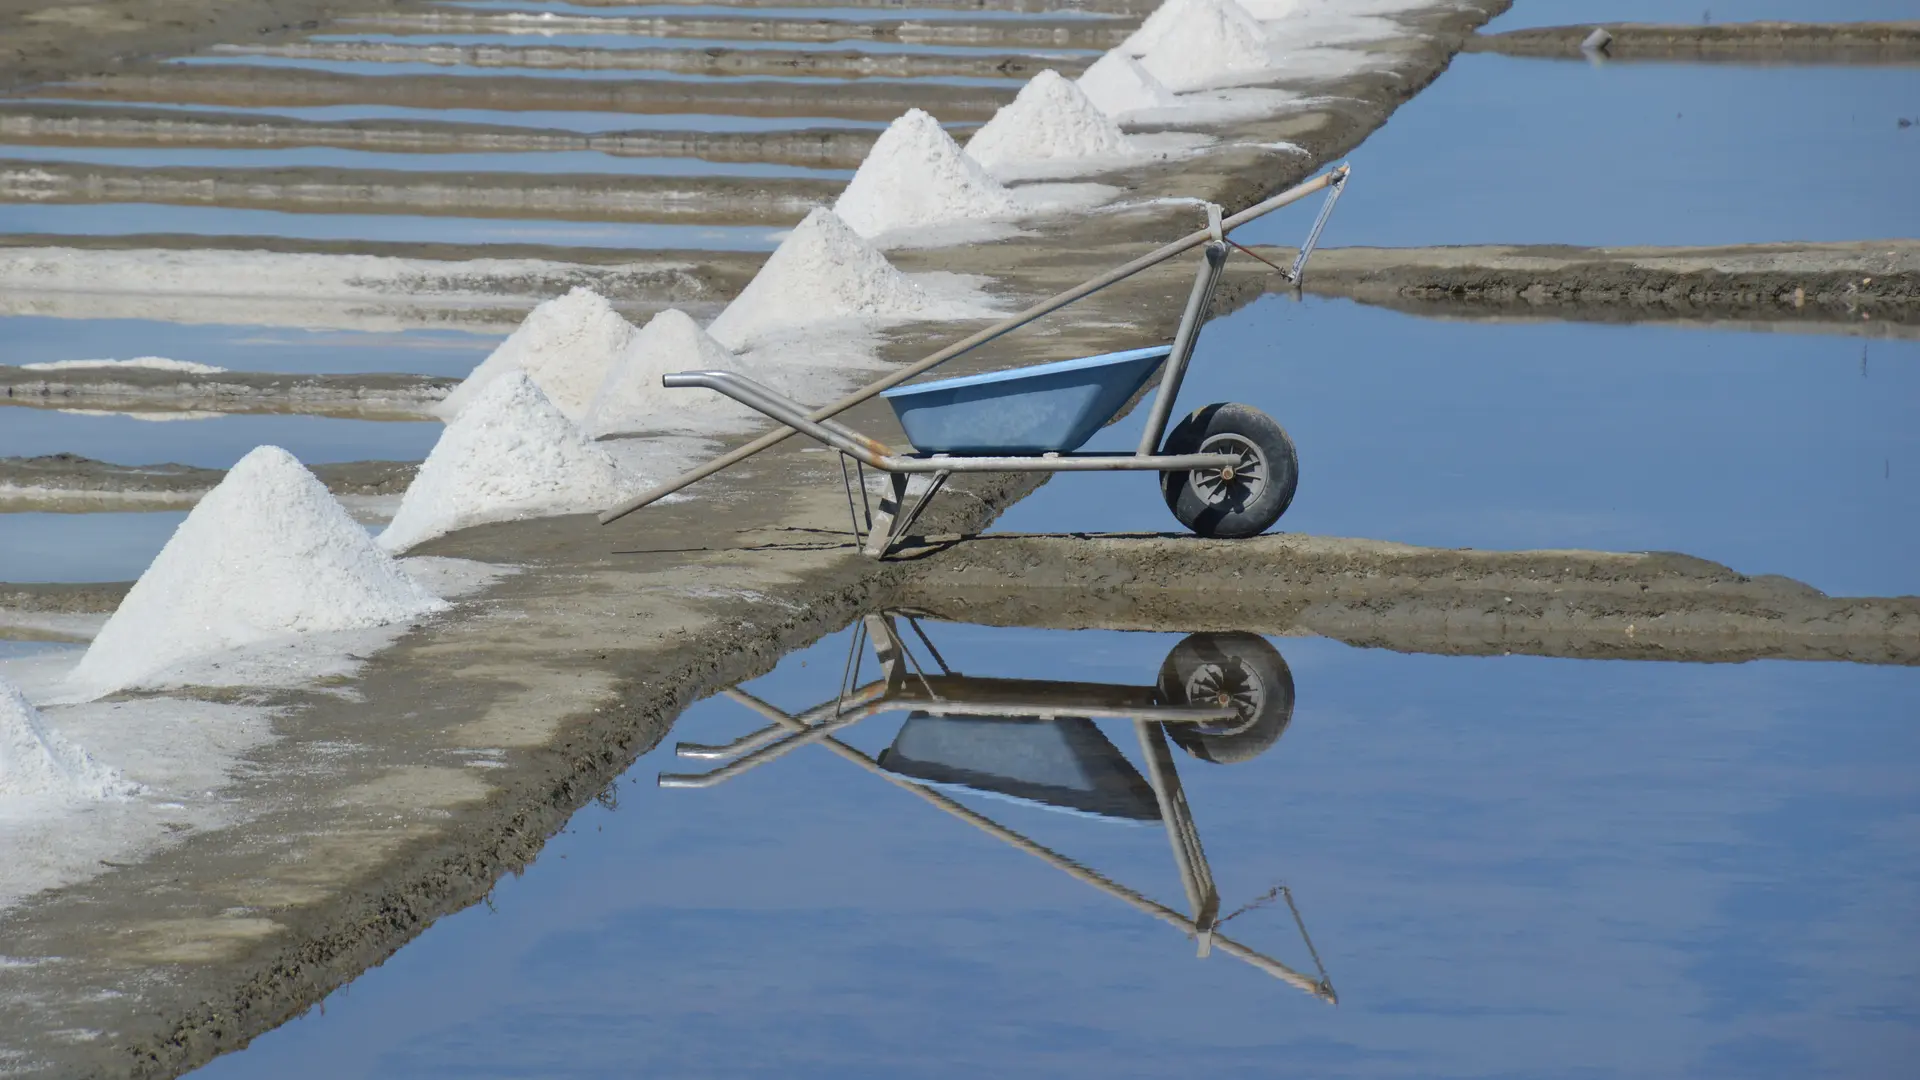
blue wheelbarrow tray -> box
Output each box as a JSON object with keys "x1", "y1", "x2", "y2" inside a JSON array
[{"x1": 880, "y1": 345, "x2": 1173, "y2": 455}]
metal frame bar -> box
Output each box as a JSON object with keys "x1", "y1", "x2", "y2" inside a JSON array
[
  {"x1": 599, "y1": 166, "x2": 1350, "y2": 525},
  {"x1": 1136, "y1": 241, "x2": 1230, "y2": 457}
]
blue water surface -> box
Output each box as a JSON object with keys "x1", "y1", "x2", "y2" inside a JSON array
[
  {"x1": 0, "y1": 319, "x2": 496, "y2": 378},
  {"x1": 189, "y1": 619, "x2": 1920, "y2": 1078}
]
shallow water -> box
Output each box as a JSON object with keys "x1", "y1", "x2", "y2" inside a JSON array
[
  {"x1": 438, "y1": 1, "x2": 1121, "y2": 21},
  {"x1": 1486, "y1": 0, "x2": 1920, "y2": 29},
  {"x1": 320, "y1": 29, "x2": 1096, "y2": 56},
  {"x1": 12, "y1": 98, "x2": 902, "y2": 133},
  {"x1": 188, "y1": 616, "x2": 1920, "y2": 1078},
  {"x1": 0, "y1": 407, "x2": 441, "y2": 468},
  {"x1": 0, "y1": 319, "x2": 496, "y2": 378},
  {"x1": 0, "y1": 143, "x2": 854, "y2": 180},
  {"x1": 1239, "y1": 55, "x2": 1920, "y2": 248},
  {"x1": 0, "y1": 512, "x2": 190, "y2": 583},
  {"x1": 169, "y1": 55, "x2": 1021, "y2": 89},
  {"x1": 0, "y1": 204, "x2": 785, "y2": 250},
  {"x1": 988, "y1": 296, "x2": 1920, "y2": 598}
]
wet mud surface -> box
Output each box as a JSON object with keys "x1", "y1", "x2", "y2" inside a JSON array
[
  {"x1": 1279, "y1": 240, "x2": 1920, "y2": 332},
  {"x1": 1468, "y1": 19, "x2": 1920, "y2": 62},
  {"x1": 1, "y1": 366, "x2": 454, "y2": 417}
]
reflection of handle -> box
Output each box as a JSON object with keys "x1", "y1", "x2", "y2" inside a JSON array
[{"x1": 1136, "y1": 720, "x2": 1220, "y2": 954}]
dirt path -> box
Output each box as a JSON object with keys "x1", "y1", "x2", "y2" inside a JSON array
[{"x1": 1466, "y1": 20, "x2": 1920, "y2": 62}]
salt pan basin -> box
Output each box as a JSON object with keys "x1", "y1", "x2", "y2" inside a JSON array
[{"x1": 882, "y1": 345, "x2": 1171, "y2": 455}]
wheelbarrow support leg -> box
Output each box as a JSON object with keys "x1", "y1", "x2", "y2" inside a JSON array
[
  {"x1": 1138, "y1": 241, "x2": 1232, "y2": 458},
  {"x1": 862, "y1": 472, "x2": 912, "y2": 559}
]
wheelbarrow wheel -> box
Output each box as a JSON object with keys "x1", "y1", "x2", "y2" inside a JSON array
[
  {"x1": 1159, "y1": 403, "x2": 1298, "y2": 539},
  {"x1": 1156, "y1": 632, "x2": 1295, "y2": 764}
]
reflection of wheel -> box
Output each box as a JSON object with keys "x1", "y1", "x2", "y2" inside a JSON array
[
  {"x1": 1156, "y1": 632, "x2": 1295, "y2": 764},
  {"x1": 1159, "y1": 403, "x2": 1299, "y2": 539}
]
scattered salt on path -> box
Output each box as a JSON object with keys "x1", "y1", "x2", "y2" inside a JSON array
[
  {"x1": 1127, "y1": 0, "x2": 1272, "y2": 93},
  {"x1": 67, "y1": 446, "x2": 446, "y2": 699},
  {"x1": 437, "y1": 287, "x2": 636, "y2": 423},
  {"x1": 382, "y1": 371, "x2": 632, "y2": 553},
  {"x1": 1, "y1": 677, "x2": 132, "y2": 803},
  {"x1": 831, "y1": 109, "x2": 1020, "y2": 239},
  {"x1": 965, "y1": 70, "x2": 1133, "y2": 175},
  {"x1": 583, "y1": 308, "x2": 771, "y2": 437},
  {"x1": 706, "y1": 208, "x2": 932, "y2": 349},
  {"x1": 19, "y1": 357, "x2": 228, "y2": 375},
  {"x1": 1077, "y1": 51, "x2": 1182, "y2": 117}
]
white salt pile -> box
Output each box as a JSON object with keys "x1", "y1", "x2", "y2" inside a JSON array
[
  {"x1": 1, "y1": 677, "x2": 132, "y2": 803},
  {"x1": 437, "y1": 287, "x2": 636, "y2": 423},
  {"x1": 1127, "y1": 0, "x2": 1272, "y2": 93},
  {"x1": 583, "y1": 308, "x2": 770, "y2": 437},
  {"x1": 20, "y1": 357, "x2": 227, "y2": 375},
  {"x1": 67, "y1": 446, "x2": 446, "y2": 698},
  {"x1": 965, "y1": 69, "x2": 1133, "y2": 175},
  {"x1": 382, "y1": 371, "x2": 630, "y2": 552},
  {"x1": 705, "y1": 208, "x2": 932, "y2": 349},
  {"x1": 1076, "y1": 51, "x2": 1181, "y2": 116},
  {"x1": 831, "y1": 109, "x2": 1020, "y2": 239}
]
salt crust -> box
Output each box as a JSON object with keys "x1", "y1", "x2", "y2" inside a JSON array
[
  {"x1": 437, "y1": 287, "x2": 636, "y2": 423},
  {"x1": 1131, "y1": 0, "x2": 1273, "y2": 93},
  {"x1": 583, "y1": 309, "x2": 770, "y2": 437},
  {"x1": 20, "y1": 357, "x2": 227, "y2": 375},
  {"x1": 382, "y1": 371, "x2": 633, "y2": 553},
  {"x1": 831, "y1": 109, "x2": 1020, "y2": 239},
  {"x1": 965, "y1": 70, "x2": 1133, "y2": 174},
  {"x1": 0, "y1": 677, "x2": 130, "y2": 803},
  {"x1": 67, "y1": 446, "x2": 446, "y2": 699},
  {"x1": 1076, "y1": 51, "x2": 1181, "y2": 117},
  {"x1": 706, "y1": 208, "x2": 933, "y2": 349}
]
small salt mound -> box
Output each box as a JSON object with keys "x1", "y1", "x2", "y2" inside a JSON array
[
  {"x1": 706, "y1": 208, "x2": 932, "y2": 349},
  {"x1": 381, "y1": 371, "x2": 630, "y2": 553},
  {"x1": 1130, "y1": 0, "x2": 1272, "y2": 93},
  {"x1": 583, "y1": 309, "x2": 771, "y2": 437},
  {"x1": 831, "y1": 109, "x2": 1019, "y2": 239},
  {"x1": 68, "y1": 446, "x2": 446, "y2": 698},
  {"x1": 21, "y1": 356, "x2": 227, "y2": 375},
  {"x1": 1, "y1": 677, "x2": 132, "y2": 803},
  {"x1": 437, "y1": 287, "x2": 636, "y2": 423},
  {"x1": 1077, "y1": 51, "x2": 1181, "y2": 116},
  {"x1": 965, "y1": 70, "x2": 1133, "y2": 174}
]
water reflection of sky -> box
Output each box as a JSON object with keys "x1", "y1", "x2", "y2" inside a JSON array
[
  {"x1": 989, "y1": 297, "x2": 1920, "y2": 599},
  {"x1": 1239, "y1": 55, "x2": 1920, "y2": 248},
  {"x1": 0, "y1": 407, "x2": 441, "y2": 468},
  {"x1": 190, "y1": 620, "x2": 1920, "y2": 1078},
  {"x1": 0, "y1": 318, "x2": 496, "y2": 378}
]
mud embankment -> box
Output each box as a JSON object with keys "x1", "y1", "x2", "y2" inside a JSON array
[
  {"x1": 0, "y1": 453, "x2": 416, "y2": 512},
  {"x1": 0, "y1": 103, "x2": 883, "y2": 169},
  {"x1": 51, "y1": 67, "x2": 1018, "y2": 122},
  {"x1": 894, "y1": 534, "x2": 1920, "y2": 666},
  {"x1": 0, "y1": 159, "x2": 837, "y2": 224},
  {"x1": 1276, "y1": 241, "x2": 1920, "y2": 332},
  {"x1": 344, "y1": 10, "x2": 1131, "y2": 50},
  {"x1": 206, "y1": 41, "x2": 1076, "y2": 82},
  {"x1": 1, "y1": 366, "x2": 455, "y2": 418},
  {"x1": 1466, "y1": 20, "x2": 1920, "y2": 63}
]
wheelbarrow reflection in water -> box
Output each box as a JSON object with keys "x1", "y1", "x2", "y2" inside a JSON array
[{"x1": 660, "y1": 614, "x2": 1335, "y2": 1003}]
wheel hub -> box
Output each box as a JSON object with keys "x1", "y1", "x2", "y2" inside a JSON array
[{"x1": 1191, "y1": 434, "x2": 1266, "y2": 509}]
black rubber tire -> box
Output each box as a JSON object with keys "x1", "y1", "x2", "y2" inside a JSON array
[
  {"x1": 1158, "y1": 403, "x2": 1299, "y2": 539},
  {"x1": 1155, "y1": 632, "x2": 1295, "y2": 765}
]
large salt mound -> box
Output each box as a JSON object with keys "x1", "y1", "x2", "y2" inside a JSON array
[
  {"x1": 965, "y1": 70, "x2": 1133, "y2": 174},
  {"x1": 382, "y1": 371, "x2": 630, "y2": 552},
  {"x1": 437, "y1": 287, "x2": 636, "y2": 423},
  {"x1": 1077, "y1": 51, "x2": 1181, "y2": 116},
  {"x1": 831, "y1": 109, "x2": 1019, "y2": 239},
  {"x1": 1129, "y1": 0, "x2": 1272, "y2": 93},
  {"x1": 583, "y1": 309, "x2": 774, "y2": 437},
  {"x1": 2, "y1": 677, "x2": 132, "y2": 803},
  {"x1": 68, "y1": 446, "x2": 446, "y2": 698},
  {"x1": 706, "y1": 208, "x2": 932, "y2": 349}
]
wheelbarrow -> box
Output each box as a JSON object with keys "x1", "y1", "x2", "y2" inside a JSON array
[
  {"x1": 658, "y1": 613, "x2": 1335, "y2": 1002},
  {"x1": 600, "y1": 166, "x2": 1350, "y2": 557}
]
